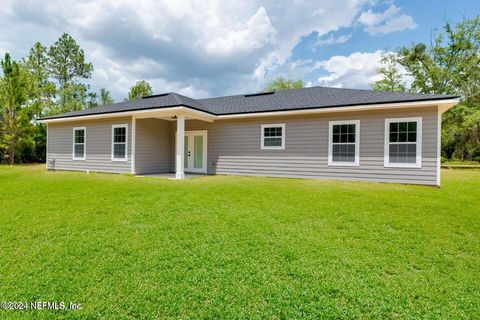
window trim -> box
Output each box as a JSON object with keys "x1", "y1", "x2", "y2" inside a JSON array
[
  {"x1": 328, "y1": 120, "x2": 360, "y2": 167},
  {"x1": 261, "y1": 123, "x2": 285, "y2": 150},
  {"x1": 384, "y1": 117, "x2": 422, "y2": 168},
  {"x1": 72, "y1": 127, "x2": 86, "y2": 160},
  {"x1": 111, "y1": 124, "x2": 128, "y2": 162}
]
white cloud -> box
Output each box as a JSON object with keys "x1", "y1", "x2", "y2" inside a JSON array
[
  {"x1": 176, "y1": 85, "x2": 210, "y2": 98},
  {"x1": 251, "y1": 0, "x2": 368, "y2": 82},
  {"x1": 357, "y1": 5, "x2": 400, "y2": 27},
  {"x1": 89, "y1": 47, "x2": 210, "y2": 100},
  {"x1": 0, "y1": 0, "x2": 416, "y2": 99},
  {"x1": 312, "y1": 33, "x2": 352, "y2": 48},
  {"x1": 206, "y1": 7, "x2": 277, "y2": 55},
  {"x1": 357, "y1": 5, "x2": 417, "y2": 35},
  {"x1": 365, "y1": 15, "x2": 417, "y2": 35},
  {"x1": 314, "y1": 50, "x2": 384, "y2": 88}
]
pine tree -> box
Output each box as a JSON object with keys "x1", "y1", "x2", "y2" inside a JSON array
[
  {"x1": 47, "y1": 33, "x2": 93, "y2": 112},
  {"x1": 0, "y1": 53, "x2": 32, "y2": 164},
  {"x1": 99, "y1": 88, "x2": 114, "y2": 105}
]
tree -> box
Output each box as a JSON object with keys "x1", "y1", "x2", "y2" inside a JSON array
[
  {"x1": 86, "y1": 88, "x2": 115, "y2": 109},
  {"x1": 87, "y1": 92, "x2": 99, "y2": 109},
  {"x1": 263, "y1": 77, "x2": 304, "y2": 92},
  {"x1": 99, "y1": 88, "x2": 114, "y2": 105},
  {"x1": 396, "y1": 16, "x2": 480, "y2": 160},
  {"x1": 125, "y1": 80, "x2": 153, "y2": 101},
  {"x1": 0, "y1": 53, "x2": 32, "y2": 164},
  {"x1": 370, "y1": 53, "x2": 406, "y2": 92},
  {"x1": 397, "y1": 17, "x2": 480, "y2": 97},
  {"x1": 26, "y1": 42, "x2": 56, "y2": 116},
  {"x1": 25, "y1": 42, "x2": 56, "y2": 161},
  {"x1": 0, "y1": 34, "x2": 97, "y2": 164},
  {"x1": 47, "y1": 33, "x2": 93, "y2": 112},
  {"x1": 456, "y1": 111, "x2": 480, "y2": 160}
]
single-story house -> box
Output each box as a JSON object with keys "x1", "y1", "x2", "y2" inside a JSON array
[{"x1": 40, "y1": 86, "x2": 459, "y2": 185}]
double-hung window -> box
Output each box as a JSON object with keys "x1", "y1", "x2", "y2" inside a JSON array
[
  {"x1": 384, "y1": 117, "x2": 422, "y2": 168},
  {"x1": 112, "y1": 124, "x2": 128, "y2": 161},
  {"x1": 328, "y1": 120, "x2": 360, "y2": 166},
  {"x1": 261, "y1": 124, "x2": 285, "y2": 150},
  {"x1": 72, "y1": 127, "x2": 86, "y2": 160}
]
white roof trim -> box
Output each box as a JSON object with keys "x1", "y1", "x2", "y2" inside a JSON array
[{"x1": 39, "y1": 106, "x2": 215, "y2": 123}]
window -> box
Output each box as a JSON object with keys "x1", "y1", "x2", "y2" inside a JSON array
[
  {"x1": 112, "y1": 124, "x2": 128, "y2": 161},
  {"x1": 328, "y1": 120, "x2": 360, "y2": 166},
  {"x1": 384, "y1": 117, "x2": 422, "y2": 168},
  {"x1": 261, "y1": 124, "x2": 285, "y2": 150},
  {"x1": 72, "y1": 127, "x2": 86, "y2": 160}
]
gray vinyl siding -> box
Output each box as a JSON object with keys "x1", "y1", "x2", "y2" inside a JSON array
[
  {"x1": 47, "y1": 117, "x2": 132, "y2": 173},
  {"x1": 135, "y1": 118, "x2": 171, "y2": 174},
  {"x1": 46, "y1": 105, "x2": 440, "y2": 185},
  {"x1": 170, "y1": 106, "x2": 440, "y2": 185}
]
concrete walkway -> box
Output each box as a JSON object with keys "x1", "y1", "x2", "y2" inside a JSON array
[{"x1": 136, "y1": 173, "x2": 207, "y2": 179}]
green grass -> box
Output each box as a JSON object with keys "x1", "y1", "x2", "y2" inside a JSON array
[
  {"x1": 442, "y1": 159, "x2": 480, "y2": 166},
  {"x1": 0, "y1": 165, "x2": 479, "y2": 319}
]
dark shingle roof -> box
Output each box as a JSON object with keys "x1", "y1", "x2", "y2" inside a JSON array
[
  {"x1": 42, "y1": 86, "x2": 458, "y2": 120},
  {"x1": 43, "y1": 92, "x2": 206, "y2": 120}
]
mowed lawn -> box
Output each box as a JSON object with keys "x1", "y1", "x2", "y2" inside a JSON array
[{"x1": 0, "y1": 165, "x2": 479, "y2": 319}]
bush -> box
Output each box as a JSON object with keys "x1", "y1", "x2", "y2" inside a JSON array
[{"x1": 16, "y1": 140, "x2": 36, "y2": 163}]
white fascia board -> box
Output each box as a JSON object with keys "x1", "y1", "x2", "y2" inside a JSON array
[{"x1": 39, "y1": 106, "x2": 215, "y2": 123}]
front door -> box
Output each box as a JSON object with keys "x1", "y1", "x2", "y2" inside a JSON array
[{"x1": 184, "y1": 131, "x2": 207, "y2": 173}]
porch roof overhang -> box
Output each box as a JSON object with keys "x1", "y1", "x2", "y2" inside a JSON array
[{"x1": 39, "y1": 106, "x2": 216, "y2": 123}]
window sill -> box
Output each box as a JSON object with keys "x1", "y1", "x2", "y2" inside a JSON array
[
  {"x1": 72, "y1": 158, "x2": 86, "y2": 161},
  {"x1": 112, "y1": 158, "x2": 128, "y2": 162},
  {"x1": 261, "y1": 147, "x2": 285, "y2": 150},
  {"x1": 384, "y1": 163, "x2": 421, "y2": 169},
  {"x1": 328, "y1": 162, "x2": 359, "y2": 167}
]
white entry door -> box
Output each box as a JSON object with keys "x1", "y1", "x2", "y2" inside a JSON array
[{"x1": 184, "y1": 131, "x2": 207, "y2": 173}]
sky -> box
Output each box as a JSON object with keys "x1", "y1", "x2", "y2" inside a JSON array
[{"x1": 0, "y1": 0, "x2": 478, "y2": 101}]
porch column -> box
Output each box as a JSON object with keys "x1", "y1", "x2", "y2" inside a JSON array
[
  {"x1": 131, "y1": 116, "x2": 136, "y2": 174},
  {"x1": 175, "y1": 114, "x2": 185, "y2": 179}
]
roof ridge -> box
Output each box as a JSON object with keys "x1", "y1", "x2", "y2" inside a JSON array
[
  {"x1": 168, "y1": 92, "x2": 185, "y2": 105},
  {"x1": 170, "y1": 92, "x2": 207, "y2": 108}
]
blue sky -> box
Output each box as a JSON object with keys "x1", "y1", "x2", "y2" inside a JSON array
[
  {"x1": 290, "y1": 0, "x2": 480, "y2": 88},
  {"x1": 0, "y1": 0, "x2": 478, "y2": 100}
]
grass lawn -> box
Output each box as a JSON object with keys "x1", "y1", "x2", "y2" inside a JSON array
[
  {"x1": 441, "y1": 160, "x2": 480, "y2": 167},
  {"x1": 0, "y1": 165, "x2": 479, "y2": 319}
]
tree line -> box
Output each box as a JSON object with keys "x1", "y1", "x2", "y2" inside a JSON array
[
  {"x1": 0, "y1": 33, "x2": 154, "y2": 164},
  {"x1": 370, "y1": 16, "x2": 480, "y2": 161}
]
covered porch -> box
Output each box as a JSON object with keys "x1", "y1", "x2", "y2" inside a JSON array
[{"x1": 130, "y1": 107, "x2": 214, "y2": 179}]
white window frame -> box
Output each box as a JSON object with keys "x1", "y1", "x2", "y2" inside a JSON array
[
  {"x1": 72, "y1": 127, "x2": 86, "y2": 160},
  {"x1": 328, "y1": 120, "x2": 360, "y2": 166},
  {"x1": 111, "y1": 124, "x2": 128, "y2": 161},
  {"x1": 384, "y1": 117, "x2": 422, "y2": 168},
  {"x1": 261, "y1": 123, "x2": 285, "y2": 150}
]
